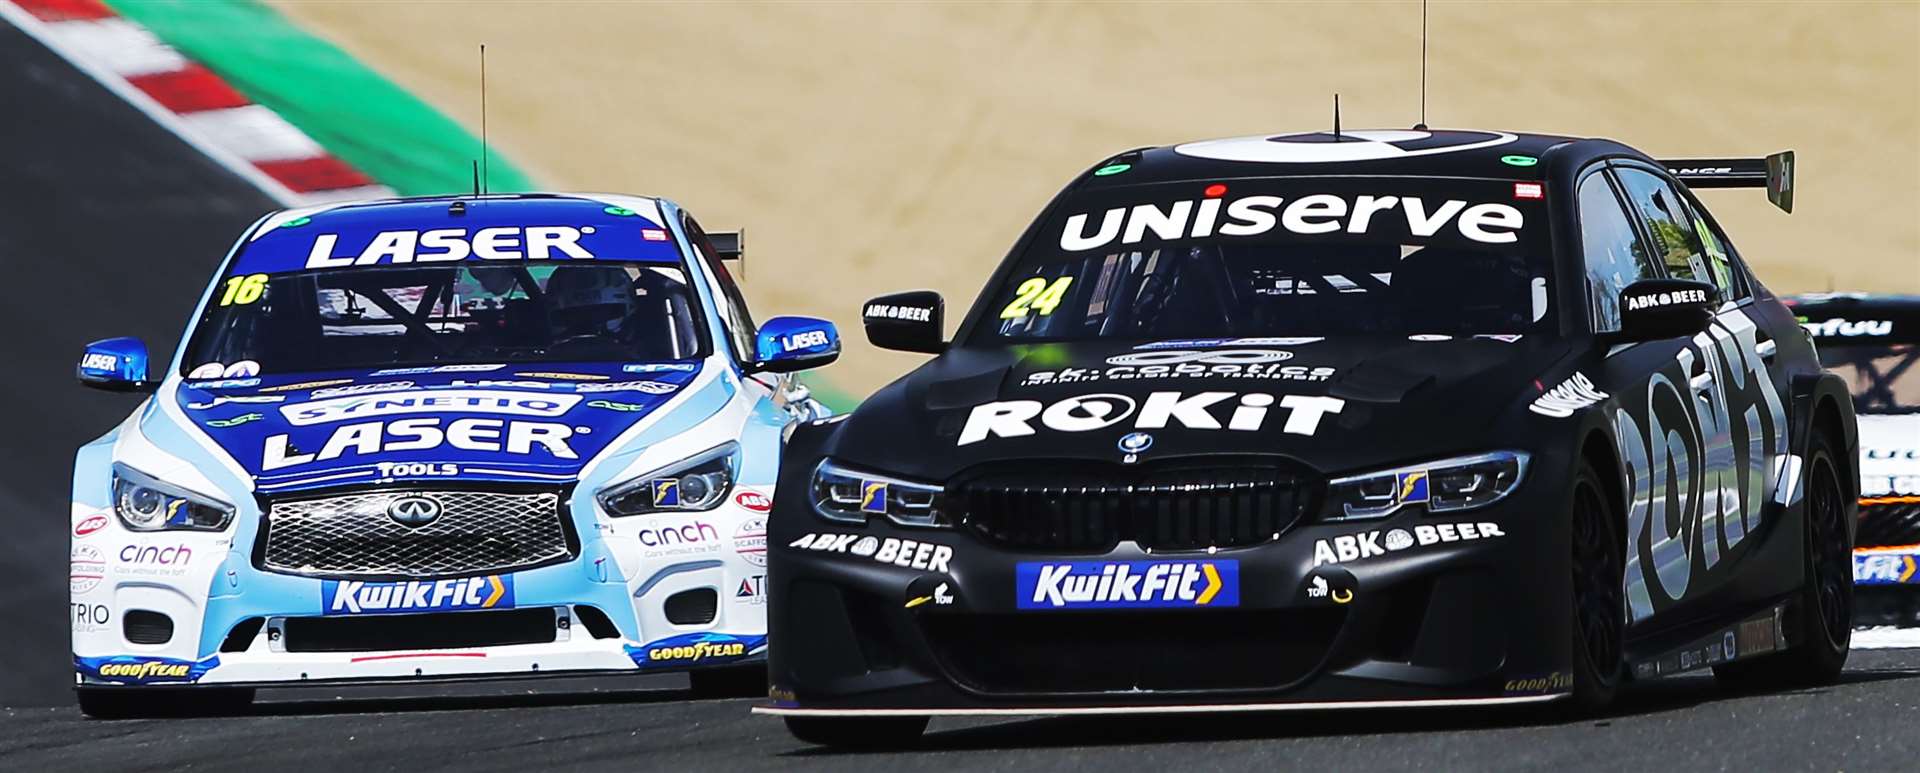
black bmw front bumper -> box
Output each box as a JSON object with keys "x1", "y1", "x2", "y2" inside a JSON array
[{"x1": 762, "y1": 456, "x2": 1577, "y2": 714}]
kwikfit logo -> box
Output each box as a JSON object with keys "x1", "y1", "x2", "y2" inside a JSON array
[
  {"x1": 1800, "y1": 318, "x2": 1892, "y2": 338},
  {"x1": 1016, "y1": 560, "x2": 1239, "y2": 609},
  {"x1": 323, "y1": 576, "x2": 512, "y2": 615}
]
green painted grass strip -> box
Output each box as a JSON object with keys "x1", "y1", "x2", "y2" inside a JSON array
[{"x1": 104, "y1": 0, "x2": 533, "y2": 197}]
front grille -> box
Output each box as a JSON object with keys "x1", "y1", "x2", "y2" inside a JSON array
[
  {"x1": 922, "y1": 609, "x2": 1344, "y2": 694},
  {"x1": 949, "y1": 461, "x2": 1312, "y2": 552},
  {"x1": 261, "y1": 489, "x2": 572, "y2": 578},
  {"x1": 1857, "y1": 501, "x2": 1920, "y2": 548},
  {"x1": 281, "y1": 609, "x2": 556, "y2": 653}
]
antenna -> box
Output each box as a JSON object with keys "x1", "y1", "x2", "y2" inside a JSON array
[
  {"x1": 1416, "y1": 0, "x2": 1429, "y2": 129},
  {"x1": 1333, "y1": 93, "x2": 1342, "y2": 140},
  {"x1": 479, "y1": 44, "x2": 489, "y2": 195},
  {"x1": 471, "y1": 160, "x2": 480, "y2": 197}
]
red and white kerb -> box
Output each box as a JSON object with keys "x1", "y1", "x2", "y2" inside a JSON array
[{"x1": 1, "y1": 0, "x2": 392, "y2": 205}]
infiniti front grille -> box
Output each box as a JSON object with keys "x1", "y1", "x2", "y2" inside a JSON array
[{"x1": 260, "y1": 489, "x2": 573, "y2": 578}]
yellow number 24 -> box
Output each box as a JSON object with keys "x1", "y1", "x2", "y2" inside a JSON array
[{"x1": 999, "y1": 276, "x2": 1073, "y2": 320}]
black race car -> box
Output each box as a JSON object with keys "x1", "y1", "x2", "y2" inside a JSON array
[
  {"x1": 759, "y1": 129, "x2": 1858, "y2": 747},
  {"x1": 1784, "y1": 293, "x2": 1920, "y2": 627}
]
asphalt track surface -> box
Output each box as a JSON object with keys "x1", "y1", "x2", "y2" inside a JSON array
[
  {"x1": 6, "y1": 16, "x2": 1920, "y2": 772},
  {"x1": 0, "y1": 20, "x2": 277, "y2": 708}
]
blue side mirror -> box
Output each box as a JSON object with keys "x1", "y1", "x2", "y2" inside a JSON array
[
  {"x1": 77, "y1": 337, "x2": 155, "y2": 393},
  {"x1": 754, "y1": 316, "x2": 840, "y2": 373}
]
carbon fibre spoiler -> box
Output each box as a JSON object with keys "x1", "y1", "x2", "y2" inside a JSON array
[
  {"x1": 710, "y1": 229, "x2": 745, "y2": 278},
  {"x1": 1661, "y1": 150, "x2": 1794, "y2": 213},
  {"x1": 709, "y1": 230, "x2": 745, "y2": 260}
]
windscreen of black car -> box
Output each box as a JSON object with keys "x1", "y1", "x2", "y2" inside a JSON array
[
  {"x1": 182, "y1": 263, "x2": 707, "y2": 374},
  {"x1": 973, "y1": 177, "x2": 1552, "y2": 343},
  {"x1": 1807, "y1": 314, "x2": 1920, "y2": 414}
]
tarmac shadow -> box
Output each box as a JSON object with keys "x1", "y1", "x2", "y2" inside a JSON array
[{"x1": 785, "y1": 666, "x2": 1920, "y2": 756}]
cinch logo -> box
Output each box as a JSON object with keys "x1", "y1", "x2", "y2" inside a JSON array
[
  {"x1": 262, "y1": 418, "x2": 579, "y2": 471},
  {"x1": 283, "y1": 389, "x2": 580, "y2": 426},
  {"x1": 637, "y1": 521, "x2": 718, "y2": 547},
  {"x1": 323, "y1": 576, "x2": 512, "y2": 614},
  {"x1": 120, "y1": 544, "x2": 192, "y2": 565},
  {"x1": 304, "y1": 226, "x2": 596, "y2": 268},
  {"x1": 1016, "y1": 560, "x2": 1240, "y2": 609},
  {"x1": 1060, "y1": 192, "x2": 1524, "y2": 252}
]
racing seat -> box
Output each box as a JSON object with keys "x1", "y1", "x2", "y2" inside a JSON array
[{"x1": 629, "y1": 269, "x2": 700, "y2": 360}]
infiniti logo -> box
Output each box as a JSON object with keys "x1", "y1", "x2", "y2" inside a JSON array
[{"x1": 387, "y1": 496, "x2": 442, "y2": 527}]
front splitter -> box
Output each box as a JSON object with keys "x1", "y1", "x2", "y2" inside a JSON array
[{"x1": 752, "y1": 693, "x2": 1566, "y2": 717}]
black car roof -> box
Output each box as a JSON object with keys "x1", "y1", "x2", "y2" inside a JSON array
[{"x1": 1071, "y1": 128, "x2": 1630, "y2": 190}]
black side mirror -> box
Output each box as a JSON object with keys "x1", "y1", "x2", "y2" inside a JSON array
[
  {"x1": 1611, "y1": 279, "x2": 1718, "y2": 343},
  {"x1": 862, "y1": 291, "x2": 945, "y2": 354}
]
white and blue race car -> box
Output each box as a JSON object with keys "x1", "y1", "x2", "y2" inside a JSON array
[{"x1": 69, "y1": 193, "x2": 841, "y2": 717}]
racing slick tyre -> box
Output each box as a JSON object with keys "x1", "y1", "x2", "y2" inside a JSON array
[
  {"x1": 783, "y1": 715, "x2": 930, "y2": 749},
  {"x1": 687, "y1": 665, "x2": 767, "y2": 698},
  {"x1": 76, "y1": 687, "x2": 255, "y2": 719},
  {"x1": 1713, "y1": 431, "x2": 1852, "y2": 691},
  {"x1": 1567, "y1": 458, "x2": 1626, "y2": 714}
]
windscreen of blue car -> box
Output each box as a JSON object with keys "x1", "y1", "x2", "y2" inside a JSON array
[
  {"x1": 971, "y1": 176, "x2": 1553, "y2": 344},
  {"x1": 181, "y1": 262, "x2": 710, "y2": 376}
]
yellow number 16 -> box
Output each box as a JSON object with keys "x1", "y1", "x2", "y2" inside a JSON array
[{"x1": 218, "y1": 274, "x2": 268, "y2": 306}]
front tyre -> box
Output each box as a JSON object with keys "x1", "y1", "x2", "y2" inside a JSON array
[
  {"x1": 76, "y1": 687, "x2": 255, "y2": 719},
  {"x1": 783, "y1": 715, "x2": 929, "y2": 749},
  {"x1": 1567, "y1": 459, "x2": 1625, "y2": 714},
  {"x1": 1714, "y1": 431, "x2": 1852, "y2": 690}
]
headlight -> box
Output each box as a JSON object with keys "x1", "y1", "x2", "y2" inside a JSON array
[
  {"x1": 112, "y1": 464, "x2": 234, "y2": 532},
  {"x1": 810, "y1": 459, "x2": 948, "y2": 527},
  {"x1": 597, "y1": 441, "x2": 739, "y2": 517},
  {"x1": 1323, "y1": 451, "x2": 1529, "y2": 521}
]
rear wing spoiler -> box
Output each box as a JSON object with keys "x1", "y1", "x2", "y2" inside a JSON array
[
  {"x1": 709, "y1": 229, "x2": 745, "y2": 278},
  {"x1": 1661, "y1": 150, "x2": 1794, "y2": 213}
]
